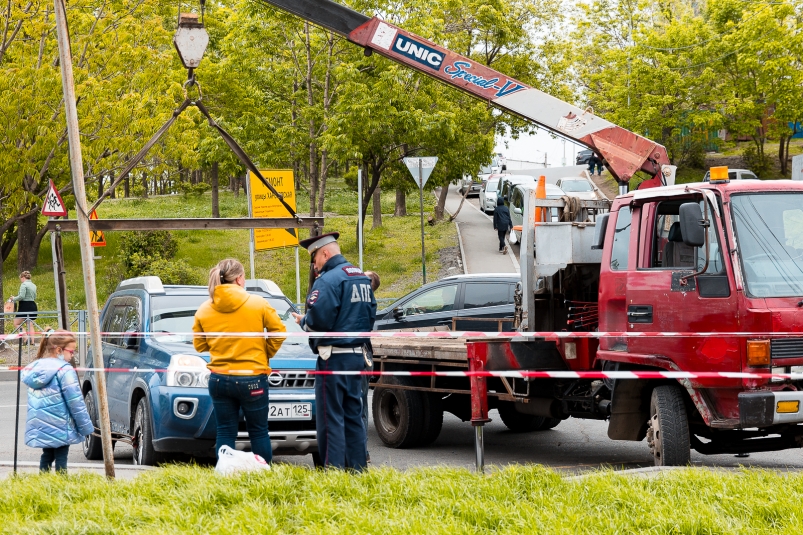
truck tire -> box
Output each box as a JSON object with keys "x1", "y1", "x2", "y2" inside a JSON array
[
  {"x1": 538, "y1": 417, "x2": 562, "y2": 430},
  {"x1": 82, "y1": 391, "x2": 103, "y2": 460},
  {"x1": 132, "y1": 398, "x2": 162, "y2": 466},
  {"x1": 372, "y1": 376, "x2": 424, "y2": 448},
  {"x1": 498, "y1": 401, "x2": 548, "y2": 432},
  {"x1": 417, "y1": 393, "x2": 444, "y2": 446},
  {"x1": 647, "y1": 385, "x2": 690, "y2": 466}
]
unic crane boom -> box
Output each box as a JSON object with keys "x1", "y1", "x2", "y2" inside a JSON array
[{"x1": 263, "y1": 0, "x2": 671, "y2": 189}]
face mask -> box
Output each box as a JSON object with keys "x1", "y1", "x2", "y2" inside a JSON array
[{"x1": 57, "y1": 353, "x2": 65, "y2": 361}]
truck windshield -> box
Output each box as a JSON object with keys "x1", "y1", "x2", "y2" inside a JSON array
[
  {"x1": 559, "y1": 180, "x2": 592, "y2": 192},
  {"x1": 731, "y1": 193, "x2": 803, "y2": 297}
]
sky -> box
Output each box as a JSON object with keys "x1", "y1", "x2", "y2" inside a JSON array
[{"x1": 494, "y1": 129, "x2": 588, "y2": 168}]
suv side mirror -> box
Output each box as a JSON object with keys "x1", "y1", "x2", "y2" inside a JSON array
[
  {"x1": 679, "y1": 203, "x2": 705, "y2": 247},
  {"x1": 513, "y1": 207, "x2": 522, "y2": 215},
  {"x1": 124, "y1": 333, "x2": 140, "y2": 350},
  {"x1": 393, "y1": 307, "x2": 405, "y2": 320}
]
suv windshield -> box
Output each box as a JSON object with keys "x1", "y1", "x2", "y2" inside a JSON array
[
  {"x1": 731, "y1": 193, "x2": 803, "y2": 297},
  {"x1": 150, "y1": 293, "x2": 303, "y2": 343},
  {"x1": 560, "y1": 180, "x2": 592, "y2": 192},
  {"x1": 485, "y1": 179, "x2": 498, "y2": 192}
]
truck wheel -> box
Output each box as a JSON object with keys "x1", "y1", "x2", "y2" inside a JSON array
[
  {"x1": 372, "y1": 376, "x2": 424, "y2": 448},
  {"x1": 132, "y1": 398, "x2": 162, "y2": 466},
  {"x1": 647, "y1": 385, "x2": 690, "y2": 466},
  {"x1": 498, "y1": 401, "x2": 547, "y2": 432},
  {"x1": 538, "y1": 418, "x2": 562, "y2": 430},
  {"x1": 82, "y1": 391, "x2": 103, "y2": 460},
  {"x1": 417, "y1": 393, "x2": 444, "y2": 446}
]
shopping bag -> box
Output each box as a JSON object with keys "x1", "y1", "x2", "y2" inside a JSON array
[
  {"x1": 214, "y1": 445, "x2": 270, "y2": 475},
  {"x1": 508, "y1": 230, "x2": 517, "y2": 245},
  {"x1": 3, "y1": 301, "x2": 13, "y2": 314}
]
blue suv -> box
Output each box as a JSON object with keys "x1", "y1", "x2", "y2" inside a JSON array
[{"x1": 81, "y1": 276, "x2": 318, "y2": 465}]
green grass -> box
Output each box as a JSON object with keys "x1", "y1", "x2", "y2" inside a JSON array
[
  {"x1": 3, "y1": 465, "x2": 803, "y2": 533},
  {"x1": 2, "y1": 181, "x2": 455, "y2": 323}
]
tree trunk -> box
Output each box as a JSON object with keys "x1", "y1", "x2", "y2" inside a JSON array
[
  {"x1": 233, "y1": 173, "x2": 240, "y2": 196},
  {"x1": 394, "y1": 188, "x2": 407, "y2": 216},
  {"x1": 97, "y1": 175, "x2": 104, "y2": 199},
  {"x1": 142, "y1": 172, "x2": 148, "y2": 198},
  {"x1": 434, "y1": 181, "x2": 450, "y2": 221},
  {"x1": 109, "y1": 176, "x2": 116, "y2": 199},
  {"x1": 124, "y1": 175, "x2": 130, "y2": 197},
  {"x1": 16, "y1": 211, "x2": 39, "y2": 271},
  {"x1": 317, "y1": 150, "x2": 328, "y2": 217},
  {"x1": 211, "y1": 163, "x2": 220, "y2": 218},
  {"x1": 0, "y1": 252, "x2": 4, "y2": 333},
  {"x1": 372, "y1": 185, "x2": 382, "y2": 229}
]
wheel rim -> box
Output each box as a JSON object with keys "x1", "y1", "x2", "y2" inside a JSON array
[
  {"x1": 379, "y1": 391, "x2": 401, "y2": 433},
  {"x1": 133, "y1": 426, "x2": 143, "y2": 465},
  {"x1": 648, "y1": 410, "x2": 662, "y2": 463},
  {"x1": 83, "y1": 395, "x2": 95, "y2": 455}
]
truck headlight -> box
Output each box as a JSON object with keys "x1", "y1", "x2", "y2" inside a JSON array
[{"x1": 165, "y1": 354, "x2": 210, "y2": 388}]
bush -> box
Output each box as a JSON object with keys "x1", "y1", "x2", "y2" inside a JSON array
[
  {"x1": 119, "y1": 231, "x2": 178, "y2": 270},
  {"x1": 141, "y1": 257, "x2": 204, "y2": 285},
  {"x1": 742, "y1": 144, "x2": 772, "y2": 177},
  {"x1": 179, "y1": 182, "x2": 211, "y2": 196}
]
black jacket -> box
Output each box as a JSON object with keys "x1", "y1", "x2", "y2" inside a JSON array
[{"x1": 493, "y1": 198, "x2": 512, "y2": 231}]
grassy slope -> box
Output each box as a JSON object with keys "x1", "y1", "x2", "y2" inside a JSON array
[
  {"x1": 2, "y1": 465, "x2": 803, "y2": 534},
  {"x1": 2, "y1": 179, "x2": 454, "y2": 319}
]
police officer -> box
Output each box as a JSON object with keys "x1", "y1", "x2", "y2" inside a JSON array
[{"x1": 292, "y1": 232, "x2": 377, "y2": 470}]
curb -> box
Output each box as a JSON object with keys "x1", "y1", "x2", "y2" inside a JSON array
[
  {"x1": 0, "y1": 460, "x2": 153, "y2": 471},
  {"x1": 454, "y1": 222, "x2": 468, "y2": 275}
]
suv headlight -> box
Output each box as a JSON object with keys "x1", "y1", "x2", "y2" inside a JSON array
[{"x1": 165, "y1": 354, "x2": 210, "y2": 388}]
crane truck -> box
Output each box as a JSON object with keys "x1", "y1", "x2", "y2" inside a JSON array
[{"x1": 264, "y1": 0, "x2": 803, "y2": 465}]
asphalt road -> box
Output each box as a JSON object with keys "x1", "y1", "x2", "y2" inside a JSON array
[{"x1": 3, "y1": 382, "x2": 802, "y2": 474}]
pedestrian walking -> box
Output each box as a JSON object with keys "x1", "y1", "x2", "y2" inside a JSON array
[
  {"x1": 7, "y1": 271, "x2": 37, "y2": 345},
  {"x1": 292, "y1": 232, "x2": 377, "y2": 471},
  {"x1": 362, "y1": 270, "x2": 381, "y2": 463},
  {"x1": 193, "y1": 258, "x2": 286, "y2": 463},
  {"x1": 587, "y1": 153, "x2": 604, "y2": 176},
  {"x1": 22, "y1": 329, "x2": 94, "y2": 473},
  {"x1": 493, "y1": 198, "x2": 512, "y2": 254}
]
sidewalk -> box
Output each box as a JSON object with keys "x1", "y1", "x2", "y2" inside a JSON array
[{"x1": 0, "y1": 460, "x2": 152, "y2": 480}]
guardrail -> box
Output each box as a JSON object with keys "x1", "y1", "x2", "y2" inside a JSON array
[{"x1": 0, "y1": 311, "x2": 88, "y2": 366}]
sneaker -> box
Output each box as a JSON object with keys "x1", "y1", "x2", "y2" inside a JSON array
[
  {"x1": 366, "y1": 453, "x2": 371, "y2": 464},
  {"x1": 503, "y1": 246, "x2": 508, "y2": 255}
]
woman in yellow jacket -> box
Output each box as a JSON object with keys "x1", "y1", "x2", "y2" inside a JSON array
[{"x1": 193, "y1": 258, "x2": 286, "y2": 462}]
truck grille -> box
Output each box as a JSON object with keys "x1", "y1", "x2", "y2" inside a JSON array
[
  {"x1": 771, "y1": 338, "x2": 803, "y2": 360},
  {"x1": 269, "y1": 371, "x2": 315, "y2": 388}
]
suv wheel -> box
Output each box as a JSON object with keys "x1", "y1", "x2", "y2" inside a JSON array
[
  {"x1": 82, "y1": 391, "x2": 103, "y2": 460},
  {"x1": 132, "y1": 398, "x2": 161, "y2": 466}
]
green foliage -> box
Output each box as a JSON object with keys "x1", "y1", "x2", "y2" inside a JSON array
[
  {"x1": 119, "y1": 231, "x2": 179, "y2": 269},
  {"x1": 4, "y1": 465, "x2": 803, "y2": 533},
  {"x1": 135, "y1": 256, "x2": 205, "y2": 285},
  {"x1": 742, "y1": 145, "x2": 772, "y2": 177},
  {"x1": 178, "y1": 182, "x2": 212, "y2": 197}
]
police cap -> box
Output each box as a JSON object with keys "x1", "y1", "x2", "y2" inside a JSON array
[{"x1": 299, "y1": 231, "x2": 340, "y2": 255}]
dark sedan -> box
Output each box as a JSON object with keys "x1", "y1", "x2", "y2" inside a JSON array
[{"x1": 374, "y1": 274, "x2": 519, "y2": 332}]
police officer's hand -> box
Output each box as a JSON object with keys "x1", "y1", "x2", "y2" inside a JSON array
[{"x1": 291, "y1": 312, "x2": 303, "y2": 324}]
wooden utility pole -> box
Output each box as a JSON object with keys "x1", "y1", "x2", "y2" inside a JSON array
[{"x1": 53, "y1": 0, "x2": 115, "y2": 479}]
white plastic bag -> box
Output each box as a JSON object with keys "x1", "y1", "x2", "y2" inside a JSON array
[
  {"x1": 215, "y1": 445, "x2": 271, "y2": 475},
  {"x1": 508, "y1": 230, "x2": 517, "y2": 245}
]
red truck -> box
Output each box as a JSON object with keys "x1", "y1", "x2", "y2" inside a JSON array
[{"x1": 265, "y1": 0, "x2": 803, "y2": 465}]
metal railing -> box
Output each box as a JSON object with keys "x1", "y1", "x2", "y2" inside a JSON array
[{"x1": 0, "y1": 311, "x2": 88, "y2": 366}]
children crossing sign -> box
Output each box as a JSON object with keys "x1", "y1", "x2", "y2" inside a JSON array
[
  {"x1": 41, "y1": 180, "x2": 68, "y2": 217},
  {"x1": 89, "y1": 210, "x2": 106, "y2": 247}
]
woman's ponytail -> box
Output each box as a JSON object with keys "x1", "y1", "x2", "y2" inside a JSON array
[{"x1": 208, "y1": 259, "x2": 246, "y2": 302}]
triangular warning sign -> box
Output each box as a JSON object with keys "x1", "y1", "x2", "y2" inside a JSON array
[
  {"x1": 41, "y1": 180, "x2": 68, "y2": 217},
  {"x1": 89, "y1": 210, "x2": 106, "y2": 247}
]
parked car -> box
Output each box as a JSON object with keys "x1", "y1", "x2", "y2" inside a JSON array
[
  {"x1": 81, "y1": 276, "x2": 318, "y2": 466},
  {"x1": 555, "y1": 176, "x2": 600, "y2": 201},
  {"x1": 479, "y1": 176, "x2": 501, "y2": 213},
  {"x1": 509, "y1": 183, "x2": 565, "y2": 242},
  {"x1": 458, "y1": 175, "x2": 482, "y2": 196},
  {"x1": 703, "y1": 168, "x2": 758, "y2": 182},
  {"x1": 498, "y1": 174, "x2": 537, "y2": 205},
  {"x1": 374, "y1": 274, "x2": 520, "y2": 332},
  {"x1": 576, "y1": 149, "x2": 593, "y2": 165}
]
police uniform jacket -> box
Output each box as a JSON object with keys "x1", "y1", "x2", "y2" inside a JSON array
[{"x1": 300, "y1": 254, "x2": 377, "y2": 354}]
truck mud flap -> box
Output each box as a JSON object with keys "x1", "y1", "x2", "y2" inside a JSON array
[
  {"x1": 484, "y1": 340, "x2": 567, "y2": 371},
  {"x1": 608, "y1": 379, "x2": 650, "y2": 441}
]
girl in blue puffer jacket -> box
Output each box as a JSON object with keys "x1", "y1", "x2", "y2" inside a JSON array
[{"x1": 22, "y1": 329, "x2": 94, "y2": 472}]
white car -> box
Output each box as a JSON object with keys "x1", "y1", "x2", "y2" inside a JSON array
[
  {"x1": 508, "y1": 183, "x2": 565, "y2": 242},
  {"x1": 555, "y1": 177, "x2": 600, "y2": 201},
  {"x1": 497, "y1": 174, "x2": 537, "y2": 205},
  {"x1": 480, "y1": 177, "x2": 500, "y2": 213},
  {"x1": 703, "y1": 168, "x2": 758, "y2": 182}
]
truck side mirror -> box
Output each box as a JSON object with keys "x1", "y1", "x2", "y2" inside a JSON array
[
  {"x1": 591, "y1": 213, "x2": 609, "y2": 250},
  {"x1": 679, "y1": 203, "x2": 705, "y2": 247}
]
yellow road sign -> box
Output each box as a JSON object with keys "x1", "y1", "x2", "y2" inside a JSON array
[
  {"x1": 249, "y1": 170, "x2": 298, "y2": 251},
  {"x1": 89, "y1": 209, "x2": 106, "y2": 247}
]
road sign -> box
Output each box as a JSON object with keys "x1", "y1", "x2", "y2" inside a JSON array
[
  {"x1": 793, "y1": 154, "x2": 803, "y2": 181},
  {"x1": 403, "y1": 157, "x2": 439, "y2": 188},
  {"x1": 42, "y1": 180, "x2": 68, "y2": 216},
  {"x1": 249, "y1": 170, "x2": 298, "y2": 251},
  {"x1": 89, "y1": 210, "x2": 106, "y2": 247}
]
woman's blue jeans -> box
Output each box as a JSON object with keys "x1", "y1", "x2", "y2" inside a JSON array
[
  {"x1": 208, "y1": 373, "x2": 272, "y2": 462},
  {"x1": 40, "y1": 445, "x2": 69, "y2": 472}
]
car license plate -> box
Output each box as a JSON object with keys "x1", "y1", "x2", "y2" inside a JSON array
[{"x1": 269, "y1": 402, "x2": 312, "y2": 420}]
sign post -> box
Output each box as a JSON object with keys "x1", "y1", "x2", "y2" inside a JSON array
[
  {"x1": 248, "y1": 170, "x2": 299, "y2": 290},
  {"x1": 403, "y1": 157, "x2": 438, "y2": 285}
]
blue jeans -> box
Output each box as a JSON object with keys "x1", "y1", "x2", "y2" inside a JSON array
[
  {"x1": 208, "y1": 373, "x2": 272, "y2": 463},
  {"x1": 316, "y1": 353, "x2": 367, "y2": 470},
  {"x1": 40, "y1": 445, "x2": 69, "y2": 472}
]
